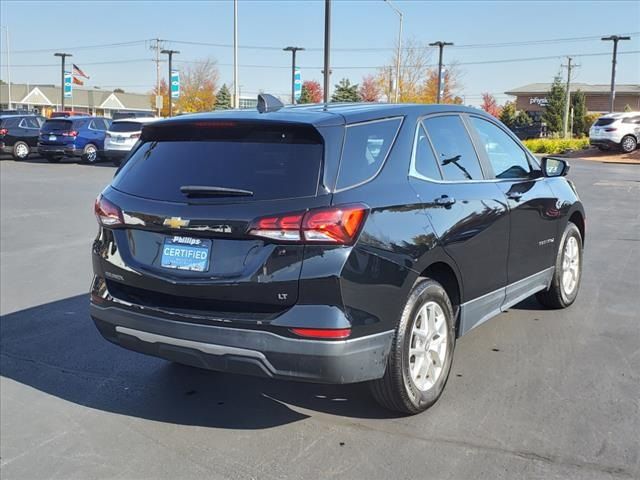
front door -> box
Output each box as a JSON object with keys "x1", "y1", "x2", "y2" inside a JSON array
[{"x1": 466, "y1": 115, "x2": 560, "y2": 306}]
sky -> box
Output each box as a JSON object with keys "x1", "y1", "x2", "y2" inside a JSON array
[{"x1": 1, "y1": 0, "x2": 639, "y2": 106}]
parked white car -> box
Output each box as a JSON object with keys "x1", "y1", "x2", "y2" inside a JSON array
[
  {"x1": 589, "y1": 112, "x2": 640, "y2": 153},
  {"x1": 104, "y1": 117, "x2": 159, "y2": 166}
]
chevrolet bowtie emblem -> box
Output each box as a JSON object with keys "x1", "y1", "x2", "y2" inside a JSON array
[{"x1": 163, "y1": 217, "x2": 190, "y2": 229}]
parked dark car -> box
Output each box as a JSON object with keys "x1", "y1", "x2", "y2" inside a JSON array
[
  {"x1": 50, "y1": 111, "x2": 87, "y2": 118},
  {"x1": 90, "y1": 101, "x2": 585, "y2": 414},
  {"x1": 38, "y1": 116, "x2": 111, "y2": 163},
  {"x1": 0, "y1": 114, "x2": 45, "y2": 160}
]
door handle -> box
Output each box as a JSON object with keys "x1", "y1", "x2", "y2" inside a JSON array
[
  {"x1": 435, "y1": 195, "x2": 456, "y2": 207},
  {"x1": 507, "y1": 191, "x2": 523, "y2": 201}
]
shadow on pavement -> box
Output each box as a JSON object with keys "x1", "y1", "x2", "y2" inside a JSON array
[{"x1": 0, "y1": 295, "x2": 398, "y2": 429}]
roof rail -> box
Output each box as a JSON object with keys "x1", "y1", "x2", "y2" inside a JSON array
[{"x1": 257, "y1": 94, "x2": 284, "y2": 113}]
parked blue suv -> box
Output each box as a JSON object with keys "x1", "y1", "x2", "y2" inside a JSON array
[{"x1": 38, "y1": 116, "x2": 111, "y2": 163}]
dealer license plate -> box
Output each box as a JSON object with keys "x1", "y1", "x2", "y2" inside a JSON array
[{"x1": 161, "y1": 236, "x2": 211, "y2": 272}]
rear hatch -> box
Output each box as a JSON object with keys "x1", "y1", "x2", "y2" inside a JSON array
[
  {"x1": 40, "y1": 119, "x2": 78, "y2": 145},
  {"x1": 105, "y1": 121, "x2": 143, "y2": 150},
  {"x1": 100, "y1": 119, "x2": 331, "y2": 316}
]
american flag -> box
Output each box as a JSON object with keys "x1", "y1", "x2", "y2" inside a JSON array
[{"x1": 72, "y1": 64, "x2": 90, "y2": 79}]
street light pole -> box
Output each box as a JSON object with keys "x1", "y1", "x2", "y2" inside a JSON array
[
  {"x1": 601, "y1": 35, "x2": 631, "y2": 113},
  {"x1": 384, "y1": 0, "x2": 403, "y2": 103},
  {"x1": 233, "y1": 0, "x2": 240, "y2": 109},
  {"x1": 54, "y1": 52, "x2": 72, "y2": 112},
  {"x1": 429, "y1": 41, "x2": 453, "y2": 104},
  {"x1": 161, "y1": 49, "x2": 179, "y2": 117},
  {"x1": 283, "y1": 46, "x2": 305, "y2": 104},
  {"x1": 323, "y1": 0, "x2": 331, "y2": 104}
]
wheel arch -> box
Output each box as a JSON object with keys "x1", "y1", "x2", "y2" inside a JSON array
[{"x1": 417, "y1": 259, "x2": 463, "y2": 334}]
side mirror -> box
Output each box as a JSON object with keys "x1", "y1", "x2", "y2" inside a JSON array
[{"x1": 541, "y1": 156, "x2": 570, "y2": 177}]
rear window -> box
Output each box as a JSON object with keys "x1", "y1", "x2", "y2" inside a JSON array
[
  {"x1": 43, "y1": 119, "x2": 73, "y2": 130},
  {"x1": 335, "y1": 117, "x2": 402, "y2": 190},
  {"x1": 110, "y1": 121, "x2": 144, "y2": 133},
  {"x1": 112, "y1": 122, "x2": 324, "y2": 202},
  {"x1": 594, "y1": 118, "x2": 617, "y2": 127}
]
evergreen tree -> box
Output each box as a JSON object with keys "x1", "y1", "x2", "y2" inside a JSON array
[
  {"x1": 215, "y1": 84, "x2": 232, "y2": 110},
  {"x1": 499, "y1": 101, "x2": 517, "y2": 128},
  {"x1": 571, "y1": 89, "x2": 588, "y2": 137},
  {"x1": 542, "y1": 74, "x2": 566, "y2": 135},
  {"x1": 331, "y1": 78, "x2": 360, "y2": 102}
]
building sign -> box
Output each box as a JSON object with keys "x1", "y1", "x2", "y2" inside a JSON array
[
  {"x1": 529, "y1": 96, "x2": 548, "y2": 106},
  {"x1": 294, "y1": 68, "x2": 302, "y2": 101},
  {"x1": 170, "y1": 70, "x2": 180, "y2": 99},
  {"x1": 64, "y1": 71, "x2": 73, "y2": 98}
]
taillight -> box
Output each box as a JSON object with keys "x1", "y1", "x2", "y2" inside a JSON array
[
  {"x1": 105, "y1": 132, "x2": 111, "y2": 138},
  {"x1": 0, "y1": 128, "x2": 7, "y2": 136},
  {"x1": 248, "y1": 204, "x2": 368, "y2": 245},
  {"x1": 94, "y1": 195, "x2": 123, "y2": 227},
  {"x1": 291, "y1": 328, "x2": 351, "y2": 339},
  {"x1": 130, "y1": 132, "x2": 141, "y2": 139},
  {"x1": 604, "y1": 128, "x2": 617, "y2": 132},
  {"x1": 62, "y1": 130, "x2": 78, "y2": 137}
]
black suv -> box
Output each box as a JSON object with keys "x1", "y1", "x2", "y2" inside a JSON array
[
  {"x1": 0, "y1": 114, "x2": 45, "y2": 160},
  {"x1": 90, "y1": 101, "x2": 585, "y2": 414}
]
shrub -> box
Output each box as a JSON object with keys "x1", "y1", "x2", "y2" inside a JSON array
[{"x1": 523, "y1": 138, "x2": 589, "y2": 154}]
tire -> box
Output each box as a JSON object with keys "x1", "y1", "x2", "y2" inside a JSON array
[
  {"x1": 81, "y1": 143, "x2": 99, "y2": 163},
  {"x1": 536, "y1": 222, "x2": 583, "y2": 309},
  {"x1": 43, "y1": 154, "x2": 62, "y2": 163},
  {"x1": 620, "y1": 135, "x2": 637, "y2": 153},
  {"x1": 12, "y1": 141, "x2": 30, "y2": 161},
  {"x1": 370, "y1": 278, "x2": 456, "y2": 414}
]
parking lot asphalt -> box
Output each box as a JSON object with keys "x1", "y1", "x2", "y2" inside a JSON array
[{"x1": 1, "y1": 156, "x2": 639, "y2": 480}]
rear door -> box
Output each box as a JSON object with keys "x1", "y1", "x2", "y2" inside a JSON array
[
  {"x1": 408, "y1": 113, "x2": 510, "y2": 334},
  {"x1": 466, "y1": 114, "x2": 559, "y2": 304},
  {"x1": 18, "y1": 116, "x2": 42, "y2": 147},
  {"x1": 102, "y1": 120, "x2": 330, "y2": 314}
]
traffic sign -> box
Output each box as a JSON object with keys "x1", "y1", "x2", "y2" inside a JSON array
[
  {"x1": 155, "y1": 95, "x2": 163, "y2": 110},
  {"x1": 170, "y1": 70, "x2": 180, "y2": 99},
  {"x1": 64, "y1": 71, "x2": 72, "y2": 98},
  {"x1": 294, "y1": 68, "x2": 302, "y2": 101}
]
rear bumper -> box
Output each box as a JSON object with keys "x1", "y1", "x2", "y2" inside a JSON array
[
  {"x1": 90, "y1": 302, "x2": 393, "y2": 384},
  {"x1": 589, "y1": 139, "x2": 619, "y2": 148},
  {"x1": 37, "y1": 144, "x2": 68, "y2": 155},
  {"x1": 102, "y1": 149, "x2": 128, "y2": 160}
]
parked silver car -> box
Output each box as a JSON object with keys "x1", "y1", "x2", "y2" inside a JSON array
[
  {"x1": 589, "y1": 112, "x2": 640, "y2": 153},
  {"x1": 103, "y1": 117, "x2": 159, "y2": 166}
]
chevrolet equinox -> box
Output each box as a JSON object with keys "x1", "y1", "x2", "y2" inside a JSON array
[{"x1": 90, "y1": 99, "x2": 585, "y2": 414}]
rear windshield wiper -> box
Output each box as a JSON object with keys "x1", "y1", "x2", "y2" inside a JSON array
[{"x1": 180, "y1": 185, "x2": 254, "y2": 197}]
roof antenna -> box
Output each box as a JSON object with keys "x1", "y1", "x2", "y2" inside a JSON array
[{"x1": 257, "y1": 94, "x2": 284, "y2": 113}]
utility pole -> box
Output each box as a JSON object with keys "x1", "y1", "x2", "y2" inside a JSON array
[
  {"x1": 384, "y1": 0, "x2": 403, "y2": 103},
  {"x1": 602, "y1": 35, "x2": 631, "y2": 113},
  {"x1": 562, "y1": 56, "x2": 578, "y2": 138},
  {"x1": 323, "y1": 0, "x2": 331, "y2": 104},
  {"x1": 283, "y1": 46, "x2": 304, "y2": 104},
  {"x1": 233, "y1": 0, "x2": 239, "y2": 108},
  {"x1": 150, "y1": 38, "x2": 164, "y2": 116},
  {"x1": 429, "y1": 41, "x2": 453, "y2": 103},
  {"x1": 3, "y1": 26, "x2": 12, "y2": 109},
  {"x1": 161, "y1": 49, "x2": 179, "y2": 117},
  {"x1": 54, "y1": 52, "x2": 72, "y2": 112}
]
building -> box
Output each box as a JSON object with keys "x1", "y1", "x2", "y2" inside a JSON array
[
  {"x1": 0, "y1": 83, "x2": 153, "y2": 118},
  {"x1": 505, "y1": 83, "x2": 640, "y2": 122}
]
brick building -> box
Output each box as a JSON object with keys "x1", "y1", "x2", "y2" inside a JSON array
[{"x1": 505, "y1": 83, "x2": 640, "y2": 122}]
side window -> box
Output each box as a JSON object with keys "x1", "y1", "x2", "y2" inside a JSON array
[
  {"x1": 336, "y1": 117, "x2": 402, "y2": 190},
  {"x1": 23, "y1": 117, "x2": 41, "y2": 129},
  {"x1": 423, "y1": 115, "x2": 484, "y2": 181},
  {"x1": 413, "y1": 123, "x2": 442, "y2": 180},
  {"x1": 469, "y1": 117, "x2": 531, "y2": 179}
]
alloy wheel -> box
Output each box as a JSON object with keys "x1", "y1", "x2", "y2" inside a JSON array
[
  {"x1": 85, "y1": 145, "x2": 98, "y2": 163},
  {"x1": 562, "y1": 236, "x2": 580, "y2": 295},
  {"x1": 408, "y1": 301, "x2": 449, "y2": 392},
  {"x1": 15, "y1": 143, "x2": 29, "y2": 158}
]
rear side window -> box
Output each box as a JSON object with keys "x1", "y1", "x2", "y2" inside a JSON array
[
  {"x1": 594, "y1": 117, "x2": 617, "y2": 127},
  {"x1": 112, "y1": 123, "x2": 324, "y2": 202},
  {"x1": 424, "y1": 115, "x2": 483, "y2": 181},
  {"x1": 336, "y1": 118, "x2": 402, "y2": 190},
  {"x1": 110, "y1": 121, "x2": 143, "y2": 133},
  {"x1": 19, "y1": 117, "x2": 41, "y2": 129}
]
